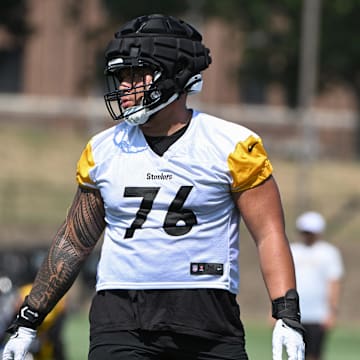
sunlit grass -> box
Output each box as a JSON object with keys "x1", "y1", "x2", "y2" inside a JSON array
[{"x1": 63, "y1": 310, "x2": 360, "y2": 360}]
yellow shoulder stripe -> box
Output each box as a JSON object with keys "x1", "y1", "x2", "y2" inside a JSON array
[
  {"x1": 76, "y1": 142, "x2": 95, "y2": 187},
  {"x1": 227, "y1": 135, "x2": 273, "y2": 192}
]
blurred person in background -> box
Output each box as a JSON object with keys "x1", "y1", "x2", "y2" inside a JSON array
[
  {"x1": 3, "y1": 14, "x2": 304, "y2": 360},
  {"x1": 291, "y1": 211, "x2": 345, "y2": 360}
]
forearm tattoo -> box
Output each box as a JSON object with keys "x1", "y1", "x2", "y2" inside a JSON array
[{"x1": 27, "y1": 186, "x2": 106, "y2": 313}]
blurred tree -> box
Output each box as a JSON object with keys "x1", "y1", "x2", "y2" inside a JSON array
[
  {"x1": 320, "y1": 1, "x2": 360, "y2": 101},
  {"x1": 0, "y1": 0, "x2": 31, "y2": 93},
  {"x1": 0, "y1": 0, "x2": 30, "y2": 42},
  {"x1": 103, "y1": 0, "x2": 190, "y2": 26},
  {"x1": 202, "y1": 0, "x2": 360, "y2": 109}
]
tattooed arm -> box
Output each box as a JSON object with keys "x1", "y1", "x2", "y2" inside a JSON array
[{"x1": 27, "y1": 186, "x2": 106, "y2": 315}]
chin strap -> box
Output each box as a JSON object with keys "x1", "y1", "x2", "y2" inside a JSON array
[
  {"x1": 124, "y1": 93, "x2": 179, "y2": 126},
  {"x1": 272, "y1": 289, "x2": 305, "y2": 335}
]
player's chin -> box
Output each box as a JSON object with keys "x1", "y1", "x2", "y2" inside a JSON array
[{"x1": 121, "y1": 100, "x2": 136, "y2": 109}]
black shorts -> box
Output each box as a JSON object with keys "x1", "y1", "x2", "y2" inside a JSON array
[
  {"x1": 89, "y1": 289, "x2": 246, "y2": 341},
  {"x1": 88, "y1": 329, "x2": 248, "y2": 360},
  {"x1": 303, "y1": 323, "x2": 326, "y2": 358},
  {"x1": 88, "y1": 289, "x2": 248, "y2": 359}
]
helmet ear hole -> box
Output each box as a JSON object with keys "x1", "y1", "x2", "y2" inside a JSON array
[
  {"x1": 174, "y1": 57, "x2": 192, "y2": 91},
  {"x1": 174, "y1": 57, "x2": 188, "y2": 75}
]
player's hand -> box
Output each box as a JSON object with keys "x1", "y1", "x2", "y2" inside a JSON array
[
  {"x1": 2, "y1": 326, "x2": 36, "y2": 360},
  {"x1": 272, "y1": 319, "x2": 305, "y2": 360}
]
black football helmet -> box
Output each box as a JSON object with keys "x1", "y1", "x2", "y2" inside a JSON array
[{"x1": 104, "y1": 14, "x2": 212, "y2": 125}]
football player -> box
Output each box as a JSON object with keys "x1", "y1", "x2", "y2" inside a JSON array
[{"x1": 3, "y1": 14, "x2": 304, "y2": 360}]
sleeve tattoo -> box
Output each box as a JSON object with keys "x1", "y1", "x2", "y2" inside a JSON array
[{"x1": 27, "y1": 186, "x2": 106, "y2": 314}]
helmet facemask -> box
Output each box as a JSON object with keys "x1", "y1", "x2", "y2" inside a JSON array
[
  {"x1": 104, "y1": 60, "x2": 204, "y2": 125},
  {"x1": 104, "y1": 61, "x2": 166, "y2": 125}
]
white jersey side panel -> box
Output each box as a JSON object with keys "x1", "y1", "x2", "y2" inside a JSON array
[{"x1": 76, "y1": 111, "x2": 273, "y2": 294}]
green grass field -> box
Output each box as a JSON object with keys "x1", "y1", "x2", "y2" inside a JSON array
[{"x1": 64, "y1": 310, "x2": 360, "y2": 359}]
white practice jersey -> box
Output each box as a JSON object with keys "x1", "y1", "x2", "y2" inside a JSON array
[{"x1": 76, "y1": 110, "x2": 272, "y2": 294}]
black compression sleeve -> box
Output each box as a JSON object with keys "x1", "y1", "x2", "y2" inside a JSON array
[
  {"x1": 7, "y1": 296, "x2": 46, "y2": 333},
  {"x1": 272, "y1": 289, "x2": 305, "y2": 335}
]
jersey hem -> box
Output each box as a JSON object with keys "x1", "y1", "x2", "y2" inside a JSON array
[{"x1": 95, "y1": 282, "x2": 238, "y2": 294}]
